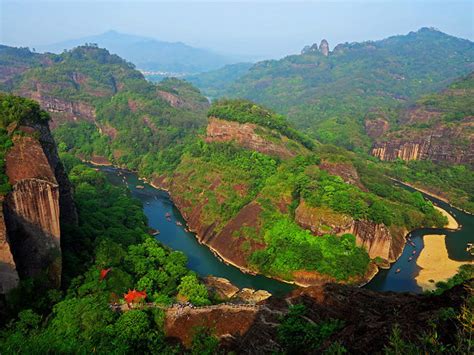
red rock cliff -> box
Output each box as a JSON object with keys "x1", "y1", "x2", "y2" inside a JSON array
[
  {"x1": 0, "y1": 122, "x2": 77, "y2": 293},
  {"x1": 206, "y1": 117, "x2": 307, "y2": 159},
  {"x1": 294, "y1": 200, "x2": 406, "y2": 262}
]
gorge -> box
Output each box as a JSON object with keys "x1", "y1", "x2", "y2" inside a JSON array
[{"x1": 97, "y1": 164, "x2": 473, "y2": 294}]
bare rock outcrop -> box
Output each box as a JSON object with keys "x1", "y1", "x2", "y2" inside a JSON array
[
  {"x1": 0, "y1": 121, "x2": 77, "y2": 293},
  {"x1": 0, "y1": 201, "x2": 19, "y2": 294},
  {"x1": 371, "y1": 118, "x2": 474, "y2": 166},
  {"x1": 203, "y1": 276, "x2": 271, "y2": 303},
  {"x1": 319, "y1": 39, "x2": 330, "y2": 56},
  {"x1": 26, "y1": 92, "x2": 96, "y2": 128},
  {"x1": 365, "y1": 118, "x2": 390, "y2": 139},
  {"x1": 206, "y1": 117, "x2": 306, "y2": 159},
  {"x1": 4, "y1": 132, "x2": 61, "y2": 287},
  {"x1": 294, "y1": 200, "x2": 405, "y2": 262}
]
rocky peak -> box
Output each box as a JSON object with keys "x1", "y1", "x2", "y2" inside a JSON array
[
  {"x1": 301, "y1": 39, "x2": 330, "y2": 56},
  {"x1": 319, "y1": 39, "x2": 330, "y2": 56}
]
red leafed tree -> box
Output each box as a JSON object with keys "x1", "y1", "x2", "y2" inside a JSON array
[
  {"x1": 123, "y1": 289, "x2": 147, "y2": 307},
  {"x1": 99, "y1": 268, "x2": 111, "y2": 281}
]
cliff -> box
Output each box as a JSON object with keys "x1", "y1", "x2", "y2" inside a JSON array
[
  {"x1": 294, "y1": 200, "x2": 405, "y2": 262},
  {"x1": 371, "y1": 119, "x2": 474, "y2": 165},
  {"x1": 0, "y1": 97, "x2": 77, "y2": 294},
  {"x1": 27, "y1": 91, "x2": 96, "y2": 129},
  {"x1": 163, "y1": 282, "x2": 471, "y2": 353},
  {"x1": 206, "y1": 117, "x2": 307, "y2": 159},
  {"x1": 371, "y1": 73, "x2": 474, "y2": 166},
  {"x1": 3, "y1": 130, "x2": 61, "y2": 288},
  {"x1": 0, "y1": 201, "x2": 19, "y2": 294}
]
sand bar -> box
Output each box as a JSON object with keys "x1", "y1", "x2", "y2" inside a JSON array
[
  {"x1": 433, "y1": 206, "x2": 459, "y2": 229},
  {"x1": 416, "y1": 234, "x2": 471, "y2": 291}
]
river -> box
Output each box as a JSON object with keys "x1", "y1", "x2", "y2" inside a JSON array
[{"x1": 98, "y1": 166, "x2": 473, "y2": 295}]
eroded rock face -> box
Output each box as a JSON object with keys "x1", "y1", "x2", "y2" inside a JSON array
[
  {"x1": 0, "y1": 123, "x2": 77, "y2": 293},
  {"x1": 235, "y1": 288, "x2": 272, "y2": 303},
  {"x1": 206, "y1": 117, "x2": 305, "y2": 159},
  {"x1": 0, "y1": 201, "x2": 19, "y2": 294},
  {"x1": 319, "y1": 39, "x2": 330, "y2": 56},
  {"x1": 23, "y1": 91, "x2": 96, "y2": 128},
  {"x1": 4, "y1": 133, "x2": 61, "y2": 287},
  {"x1": 294, "y1": 200, "x2": 404, "y2": 261},
  {"x1": 204, "y1": 276, "x2": 240, "y2": 299},
  {"x1": 203, "y1": 276, "x2": 272, "y2": 303},
  {"x1": 371, "y1": 115, "x2": 473, "y2": 166},
  {"x1": 365, "y1": 118, "x2": 390, "y2": 139}
]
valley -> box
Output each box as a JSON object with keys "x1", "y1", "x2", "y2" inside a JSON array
[{"x1": 0, "y1": 20, "x2": 473, "y2": 353}]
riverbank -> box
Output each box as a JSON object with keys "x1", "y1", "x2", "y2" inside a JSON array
[
  {"x1": 95, "y1": 163, "x2": 469, "y2": 293},
  {"x1": 415, "y1": 234, "x2": 471, "y2": 291},
  {"x1": 390, "y1": 178, "x2": 473, "y2": 216},
  {"x1": 433, "y1": 206, "x2": 459, "y2": 229}
]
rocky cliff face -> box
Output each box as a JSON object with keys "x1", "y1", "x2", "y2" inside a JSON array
[
  {"x1": 371, "y1": 73, "x2": 474, "y2": 166},
  {"x1": 170, "y1": 180, "x2": 264, "y2": 272},
  {"x1": 0, "y1": 201, "x2": 19, "y2": 294},
  {"x1": 0, "y1": 122, "x2": 76, "y2": 293},
  {"x1": 206, "y1": 117, "x2": 307, "y2": 159},
  {"x1": 294, "y1": 200, "x2": 405, "y2": 262},
  {"x1": 163, "y1": 282, "x2": 470, "y2": 353},
  {"x1": 371, "y1": 118, "x2": 474, "y2": 165},
  {"x1": 301, "y1": 39, "x2": 330, "y2": 56},
  {"x1": 319, "y1": 39, "x2": 330, "y2": 56},
  {"x1": 22, "y1": 90, "x2": 96, "y2": 129},
  {"x1": 364, "y1": 118, "x2": 390, "y2": 139}
]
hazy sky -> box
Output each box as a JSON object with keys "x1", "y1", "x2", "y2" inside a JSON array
[{"x1": 1, "y1": 0, "x2": 473, "y2": 59}]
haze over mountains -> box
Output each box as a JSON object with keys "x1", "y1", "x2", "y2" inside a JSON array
[
  {"x1": 35, "y1": 30, "x2": 240, "y2": 74},
  {"x1": 1, "y1": 12, "x2": 474, "y2": 352},
  {"x1": 191, "y1": 28, "x2": 473, "y2": 150}
]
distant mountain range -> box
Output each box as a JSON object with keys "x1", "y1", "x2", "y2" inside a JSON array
[
  {"x1": 35, "y1": 30, "x2": 239, "y2": 74},
  {"x1": 191, "y1": 28, "x2": 473, "y2": 150}
]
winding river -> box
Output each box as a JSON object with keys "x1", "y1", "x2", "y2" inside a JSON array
[{"x1": 98, "y1": 166, "x2": 473, "y2": 295}]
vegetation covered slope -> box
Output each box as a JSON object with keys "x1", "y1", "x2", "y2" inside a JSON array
[
  {"x1": 371, "y1": 72, "x2": 474, "y2": 163},
  {"x1": 0, "y1": 44, "x2": 209, "y2": 170},
  {"x1": 0, "y1": 98, "x2": 470, "y2": 355},
  {"x1": 195, "y1": 28, "x2": 473, "y2": 150},
  {"x1": 368, "y1": 73, "x2": 474, "y2": 212},
  {"x1": 186, "y1": 62, "x2": 253, "y2": 98},
  {"x1": 1, "y1": 154, "x2": 213, "y2": 353},
  {"x1": 167, "y1": 100, "x2": 447, "y2": 284}
]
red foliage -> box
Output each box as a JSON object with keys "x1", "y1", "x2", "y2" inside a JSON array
[
  {"x1": 99, "y1": 268, "x2": 111, "y2": 281},
  {"x1": 123, "y1": 289, "x2": 147, "y2": 304}
]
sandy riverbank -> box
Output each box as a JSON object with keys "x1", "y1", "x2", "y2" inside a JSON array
[
  {"x1": 434, "y1": 206, "x2": 459, "y2": 229},
  {"x1": 415, "y1": 234, "x2": 471, "y2": 291}
]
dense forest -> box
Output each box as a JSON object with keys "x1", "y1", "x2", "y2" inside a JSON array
[
  {"x1": 0, "y1": 45, "x2": 209, "y2": 171},
  {"x1": 0, "y1": 25, "x2": 473, "y2": 352},
  {"x1": 1, "y1": 153, "x2": 215, "y2": 353},
  {"x1": 169, "y1": 100, "x2": 447, "y2": 282},
  {"x1": 1, "y1": 96, "x2": 471, "y2": 354},
  {"x1": 192, "y1": 28, "x2": 473, "y2": 150}
]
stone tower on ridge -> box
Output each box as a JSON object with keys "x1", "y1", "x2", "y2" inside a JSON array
[{"x1": 319, "y1": 39, "x2": 329, "y2": 56}]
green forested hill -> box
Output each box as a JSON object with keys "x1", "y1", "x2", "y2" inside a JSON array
[
  {"x1": 0, "y1": 45, "x2": 209, "y2": 171},
  {"x1": 185, "y1": 62, "x2": 253, "y2": 98},
  {"x1": 198, "y1": 28, "x2": 473, "y2": 149}
]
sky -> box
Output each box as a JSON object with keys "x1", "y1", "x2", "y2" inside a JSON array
[{"x1": 1, "y1": 0, "x2": 473, "y2": 59}]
